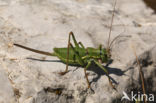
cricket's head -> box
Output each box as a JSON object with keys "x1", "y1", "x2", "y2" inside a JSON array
[
  {"x1": 99, "y1": 47, "x2": 111, "y2": 63},
  {"x1": 106, "y1": 48, "x2": 111, "y2": 58}
]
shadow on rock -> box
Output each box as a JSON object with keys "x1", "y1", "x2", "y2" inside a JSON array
[
  {"x1": 87, "y1": 63, "x2": 126, "y2": 85},
  {"x1": 26, "y1": 57, "x2": 130, "y2": 86}
]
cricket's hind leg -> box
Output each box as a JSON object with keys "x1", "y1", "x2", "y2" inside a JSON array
[
  {"x1": 84, "y1": 61, "x2": 92, "y2": 88},
  {"x1": 78, "y1": 42, "x2": 85, "y2": 49},
  {"x1": 59, "y1": 32, "x2": 84, "y2": 75}
]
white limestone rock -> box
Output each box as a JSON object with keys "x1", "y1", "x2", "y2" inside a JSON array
[{"x1": 0, "y1": 0, "x2": 155, "y2": 103}]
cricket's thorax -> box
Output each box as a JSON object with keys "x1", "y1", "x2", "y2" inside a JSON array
[{"x1": 53, "y1": 47, "x2": 109, "y2": 66}]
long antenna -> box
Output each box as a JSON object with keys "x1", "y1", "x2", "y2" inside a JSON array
[
  {"x1": 108, "y1": 27, "x2": 125, "y2": 49},
  {"x1": 107, "y1": 0, "x2": 117, "y2": 50}
]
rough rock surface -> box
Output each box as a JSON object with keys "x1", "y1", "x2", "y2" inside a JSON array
[{"x1": 0, "y1": 0, "x2": 156, "y2": 103}]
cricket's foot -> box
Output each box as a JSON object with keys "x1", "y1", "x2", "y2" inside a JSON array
[
  {"x1": 87, "y1": 84, "x2": 90, "y2": 89},
  {"x1": 58, "y1": 71, "x2": 68, "y2": 75},
  {"x1": 109, "y1": 82, "x2": 117, "y2": 91}
]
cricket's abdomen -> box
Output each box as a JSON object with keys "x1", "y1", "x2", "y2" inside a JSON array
[
  {"x1": 53, "y1": 48, "x2": 86, "y2": 66},
  {"x1": 53, "y1": 47, "x2": 102, "y2": 66}
]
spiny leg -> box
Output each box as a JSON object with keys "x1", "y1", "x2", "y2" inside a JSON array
[
  {"x1": 59, "y1": 32, "x2": 83, "y2": 75},
  {"x1": 69, "y1": 32, "x2": 85, "y2": 49},
  {"x1": 82, "y1": 55, "x2": 91, "y2": 60},
  {"x1": 69, "y1": 31, "x2": 79, "y2": 48},
  {"x1": 69, "y1": 43, "x2": 91, "y2": 88},
  {"x1": 60, "y1": 41, "x2": 90, "y2": 88},
  {"x1": 84, "y1": 61, "x2": 91, "y2": 88},
  {"x1": 69, "y1": 43, "x2": 84, "y2": 65},
  {"x1": 78, "y1": 42, "x2": 85, "y2": 49},
  {"x1": 59, "y1": 32, "x2": 71, "y2": 75},
  {"x1": 69, "y1": 34, "x2": 85, "y2": 65},
  {"x1": 93, "y1": 60, "x2": 116, "y2": 90}
]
